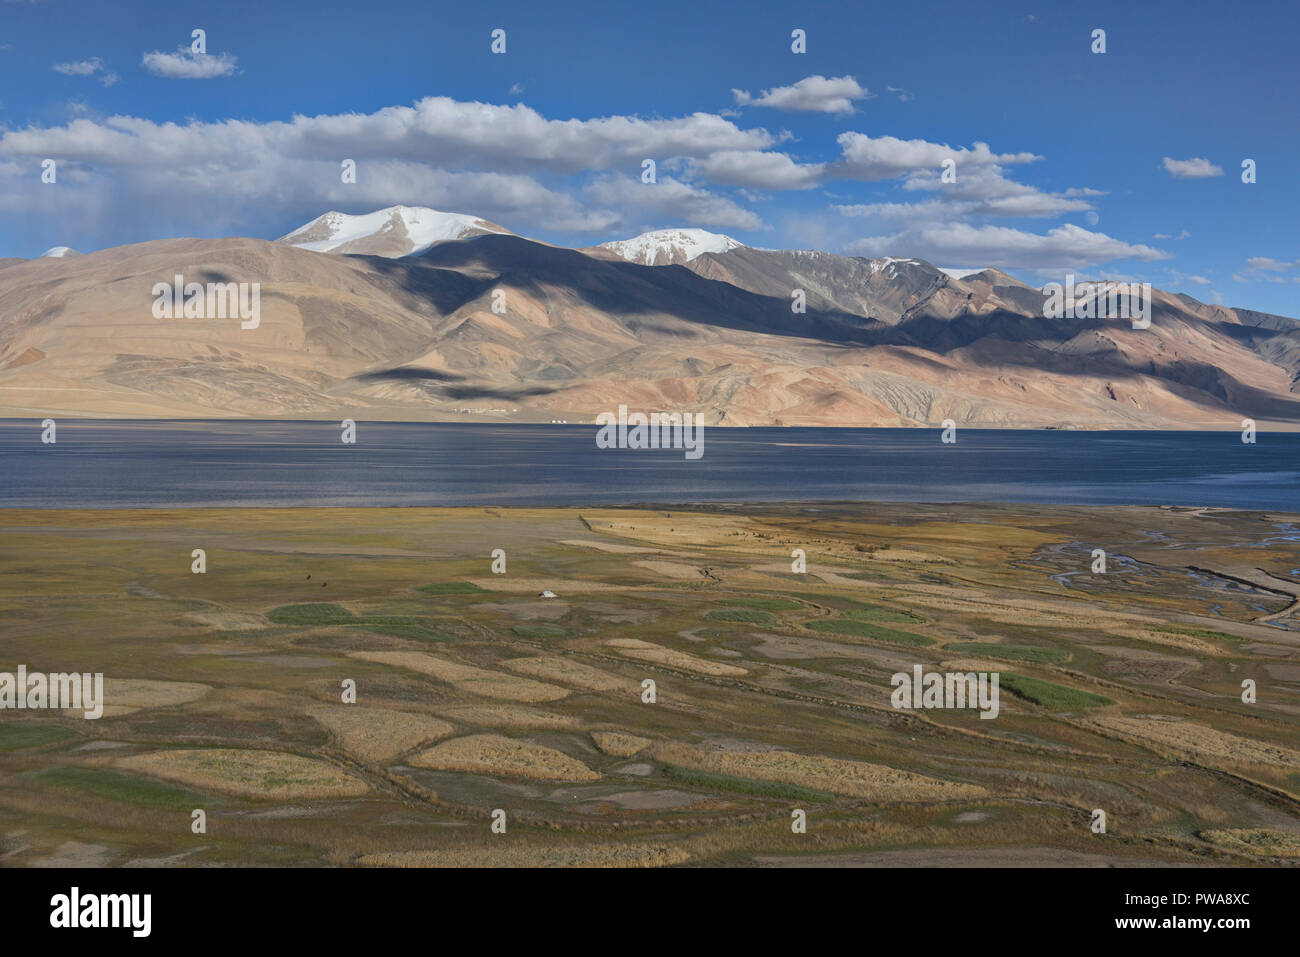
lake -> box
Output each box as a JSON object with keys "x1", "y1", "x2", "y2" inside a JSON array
[{"x1": 1, "y1": 420, "x2": 1295, "y2": 510}]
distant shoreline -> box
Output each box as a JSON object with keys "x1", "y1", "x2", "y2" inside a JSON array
[{"x1": 3, "y1": 417, "x2": 1300, "y2": 433}]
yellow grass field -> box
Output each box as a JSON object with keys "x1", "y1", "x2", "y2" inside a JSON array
[
  {"x1": 359, "y1": 843, "x2": 691, "y2": 868},
  {"x1": 410, "y1": 734, "x2": 600, "y2": 782},
  {"x1": 431, "y1": 704, "x2": 582, "y2": 729},
  {"x1": 501, "y1": 656, "x2": 630, "y2": 692},
  {"x1": 309, "y1": 705, "x2": 455, "y2": 762},
  {"x1": 604, "y1": 638, "x2": 749, "y2": 676},
  {"x1": 592, "y1": 731, "x2": 652, "y2": 757},
  {"x1": 116, "y1": 749, "x2": 370, "y2": 799},
  {"x1": 350, "y1": 652, "x2": 569, "y2": 702}
]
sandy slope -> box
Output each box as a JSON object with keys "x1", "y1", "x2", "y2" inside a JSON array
[{"x1": 1, "y1": 234, "x2": 1296, "y2": 428}]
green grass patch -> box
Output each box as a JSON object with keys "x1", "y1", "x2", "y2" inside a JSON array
[
  {"x1": 663, "y1": 765, "x2": 835, "y2": 803},
  {"x1": 844, "y1": 607, "x2": 923, "y2": 624},
  {"x1": 512, "y1": 624, "x2": 567, "y2": 639},
  {"x1": 805, "y1": 618, "x2": 934, "y2": 646},
  {"x1": 1000, "y1": 674, "x2": 1114, "y2": 710},
  {"x1": 722, "y1": 597, "x2": 803, "y2": 612},
  {"x1": 793, "y1": 593, "x2": 921, "y2": 622},
  {"x1": 705, "y1": 609, "x2": 778, "y2": 625},
  {"x1": 30, "y1": 766, "x2": 215, "y2": 809},
  {"x1": 267, "y1": 603, "x2": 355, "y2": 625},
  {"x1": 943, "y1": 642, "x2": 1068, "y2": 664},
  {"x1": 350, "y1": 617, "x2": 452, "y2": 643},
  {"x1": 268, "y1": 605, "x2": 453, "y2": 641},
  {"x1": 0, "y1": 723, "x2": 76, "y2": 752},
  {"x1": 415, "y1": 581, "x2": 485, "y2": 596}
]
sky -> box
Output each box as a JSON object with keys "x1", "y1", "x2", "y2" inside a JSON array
[{"x1": 1, "y1": 0, "x2": 1297, "y2": 315}]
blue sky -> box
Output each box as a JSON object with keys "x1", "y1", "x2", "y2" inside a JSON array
[{"x1": 1, "y1": 0, "x2": 1297, "y2": 315}]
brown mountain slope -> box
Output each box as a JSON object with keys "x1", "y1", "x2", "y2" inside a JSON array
[{"x1": 0, "y1": 234, "x2": 1296, "y2": 428}]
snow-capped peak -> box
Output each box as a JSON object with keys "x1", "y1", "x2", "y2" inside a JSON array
[
  {"x1": 40, "y1": 246, "x2": 79, "y2": 258},
  {"x1": 868, "y1": 256, "x2": 921, "y2": 273},
  {"x1": 600, "y1": 228, "x2": 745, "y2": 266},
  {"x1": 278, "y1": 205, "x2": 512, "y2": 258}
]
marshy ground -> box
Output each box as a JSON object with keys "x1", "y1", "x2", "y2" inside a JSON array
[{"x1": 1, "y1": 502, "x2": 1297, "y2": 867}]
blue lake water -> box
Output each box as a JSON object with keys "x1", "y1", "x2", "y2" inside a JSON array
[{"x1": 0, "y1": 420, "x2": 1295, "y2": 510}]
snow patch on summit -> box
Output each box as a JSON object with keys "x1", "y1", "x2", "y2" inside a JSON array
[
  {"x1": 279, "y1": 206, "x2": 511, "y2": 257},
  {"x1": 600, "y1": 228, "x2": 745, "y2": 266}
]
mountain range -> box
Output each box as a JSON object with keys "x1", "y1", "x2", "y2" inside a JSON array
[{"x1": 0, "y1": 205, "x2": 1297, "y2": 429}]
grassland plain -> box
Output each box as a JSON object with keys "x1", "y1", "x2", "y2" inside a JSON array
[{"x1": 0, "y1": 503, "x2": 1297, "y2": 868}]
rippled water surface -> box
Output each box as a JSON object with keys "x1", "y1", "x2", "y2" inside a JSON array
[{"x1": 1, "y1": 421, "x2": 1296, "y2": 509}]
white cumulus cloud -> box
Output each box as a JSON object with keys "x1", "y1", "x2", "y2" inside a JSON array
[
  {"x1": 586, "y1": 174, "x2": 763, "y2": 231},
  {"x1": 732, "y1": 75, "x2": 870, "y2": 115},
  {"x1": 836, "y1": 133, "x2": 1039, "y2": 181},
  {"x1": 141, "y1": 48, "x2": 238, "y2": 79},
  {"x1": 845, "y1": 223, "x2": 1169, "y2": 270},
  {"x1": 53, "y1": 57, "x2": 103, "y2": 76},
  {"x1": 1161, "y1": 156, "x2": 1223, "y2": 179},
  {"x1": 1246, "y1": 256, "x2": 1298, "y2": 272},
  {"x1": 688, "y1": 150, "x2": 825, "y2": 190}
]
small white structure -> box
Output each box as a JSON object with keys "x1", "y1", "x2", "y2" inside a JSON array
[{"x1": 538, "y1": 590, "x2": 558, "y2": 599}]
